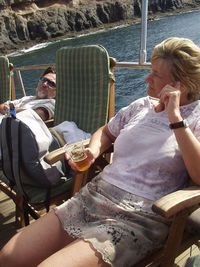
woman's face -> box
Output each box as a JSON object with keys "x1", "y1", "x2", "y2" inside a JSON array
[
  {"x1": 145, "y1": 58, "x2": 173, "y2": 99},
  {"x1": 36, "y1": 72, "x2": 56, "y2": 99}
]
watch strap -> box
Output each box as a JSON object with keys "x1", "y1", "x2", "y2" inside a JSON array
[{"x1": 169, "y1": 119, "x2": 188, "y2": 129}]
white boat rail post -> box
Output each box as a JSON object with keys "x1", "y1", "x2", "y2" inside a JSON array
[
  {"x1": 116, "y1": 0, "x2": 151, "y2": 70},
  {"x1": 140, "y1": 0, "x2": 149, "y2": 65},
  {"x1": 15, "y1": 69, "x2": 26, "y2": 97}
]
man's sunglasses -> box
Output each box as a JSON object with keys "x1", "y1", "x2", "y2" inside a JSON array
[{"x1": 39, "y1": 77, "x2": 56, "y2": 88}]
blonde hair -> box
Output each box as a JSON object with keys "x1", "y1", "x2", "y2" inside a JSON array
[{"x1": 151, "y1": 37, "x2": 200, "y2": 100}]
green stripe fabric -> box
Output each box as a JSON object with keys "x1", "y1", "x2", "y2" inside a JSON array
[
  {"x1": 55, "y1": 45, "x2": 110, "y2": 134},
  {"x1": 0, "y1": 56, "x2": 11, "y2": 103}
]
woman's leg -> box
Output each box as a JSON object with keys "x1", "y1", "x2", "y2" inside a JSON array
[
  {"x1": 38, "y1": 239, "x2": 111, "y2": 267},
  {"x1": 0, "y1": 210, "x2": 74, "y2": 267}
]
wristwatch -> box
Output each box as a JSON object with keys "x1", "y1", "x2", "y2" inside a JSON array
[{"x1": 169, "y1": 119, "x2": 189, "y2": 130}]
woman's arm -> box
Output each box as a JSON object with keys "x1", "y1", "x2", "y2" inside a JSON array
[
  {"x1": 172, "y1": 127, "x2": 200, "y2": 185},
  {"x1": 158, "y1": 84, "x2": 200, "y2": 185},
  {"x1": 88, "y1": 124, "x2": 116, "y2": 160}
]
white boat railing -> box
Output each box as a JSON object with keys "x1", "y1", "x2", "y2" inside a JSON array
[
  {"x1": 13, "y1": 60, "x2": 151, "y2": 97},
  {"x1": 116, "y1": 62, "x2": 151, "y2": 69}
]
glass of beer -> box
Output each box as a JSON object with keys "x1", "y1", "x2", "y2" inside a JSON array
[{"x1": 68, "y1": 142, "x2": 90, "y2": 172}]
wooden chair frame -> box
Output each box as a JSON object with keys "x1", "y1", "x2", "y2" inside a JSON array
[{"x1": 135, "y1": 186, "x2": 200, "y2": 267}]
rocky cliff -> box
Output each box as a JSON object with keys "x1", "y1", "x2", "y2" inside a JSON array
[{"x1": 0, "y1": 0, "x2": 199, "y2": 55}]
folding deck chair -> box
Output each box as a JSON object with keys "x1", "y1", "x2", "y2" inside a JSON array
[
  {"x1": 0, "y1": 109, "x2": 74, "y2": 226},
  {"x1": 0, "y1": 45, "x2": 116, "y2": 226},
  {"x1": 0, "y1": 56, "x2": 18, "y2": 214},
  {"x1": 47, "y1": 44, "x2": 116, "y2": 193}
]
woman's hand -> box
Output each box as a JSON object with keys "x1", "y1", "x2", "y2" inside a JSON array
[
  {"x1": 65, "y1": 125, "x2": 114, "y2": 172},
  {"x1": 65, "y1": 147, "x2": 95, "y2": 172},
  {"x1": 154, "y1": 82, "x2": 183, "y2": 122}
]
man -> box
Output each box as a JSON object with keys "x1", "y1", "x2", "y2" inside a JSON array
[{"x1": 0, "y1": 67, "x2": 56, "y2": 121}]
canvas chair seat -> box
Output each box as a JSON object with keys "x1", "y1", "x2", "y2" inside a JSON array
[
  {"x1": 0, "y1": 174, "x2": 73, "y2": 206},
  {"x1": 0, "y1": 171, "x2": 73, "y2": 207},
  {"x1": 16, "y1": 177, "x2": 73, "y2": 205}
]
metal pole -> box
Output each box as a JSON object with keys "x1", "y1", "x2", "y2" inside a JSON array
[
  {"x1": 15, "y1": 70, "x2": 26, "y2": 96},
  {"x1": 139, "y1": 0, "x2": 148, "y2": 64}
]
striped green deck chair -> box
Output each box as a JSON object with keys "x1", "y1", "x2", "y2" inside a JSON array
[
  {"x1": 55, "y1": 45, "x2": 115, "y2": 133},
  {"x1": 0, "y1": 56, "x2": 12, "y2": 103},
  {"x1": 50, "y1": 45, "x2": 116, "y2": 194},
  {"x1": 0, "y1": 57, "x2": 17, "y2": 221}
]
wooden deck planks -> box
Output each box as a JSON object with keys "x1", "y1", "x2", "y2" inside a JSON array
[
  {"x1": 175, "y1": 245, "x2": 199, "y2": 266},
  {"x1": 0, "y1": 190, "x2": 21, "y2": 249}
]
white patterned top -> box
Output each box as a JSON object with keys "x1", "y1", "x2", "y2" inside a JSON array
[{"x1": 101, "y1": 96, "x2": 200, "y2": 201}]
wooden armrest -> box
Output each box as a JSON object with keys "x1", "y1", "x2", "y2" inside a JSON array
[
  {"x1": 44, "y1": 118, "x2": 54, "y2": 127},
  {"x1": 44, "y1": 139, "x2": 90, "y2": 165},
  {"x1": 152, "y1": 186, "x2": 200, "y2": 219},
  {"x1": 45, "y1": 146, "x2": 66, "y2": 164}
]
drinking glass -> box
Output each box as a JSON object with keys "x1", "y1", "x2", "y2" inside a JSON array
[{"x1": 67, "y1": 142, "x2": 90, "y2": 172}]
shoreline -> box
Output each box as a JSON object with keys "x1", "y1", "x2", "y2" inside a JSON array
[{"x1": 8, "y1": 6, "x2": 200, "y2": 57}]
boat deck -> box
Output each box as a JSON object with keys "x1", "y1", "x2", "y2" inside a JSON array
[{"x1": 0, "y1": 190, "x2": 199, "y2": 265}]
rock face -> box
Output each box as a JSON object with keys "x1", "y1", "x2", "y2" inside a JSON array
[{"x1": 0, "y1": 0, "x2": 199, "y2": 55}]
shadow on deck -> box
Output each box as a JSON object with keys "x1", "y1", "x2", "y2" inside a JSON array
[{"x1": 0, "y1": 190, "x2": 21, "y2": 249}]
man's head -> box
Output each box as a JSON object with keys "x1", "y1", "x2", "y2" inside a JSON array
[{"x1": 36, "y1": 67, "x2": 56, "y2": 99}]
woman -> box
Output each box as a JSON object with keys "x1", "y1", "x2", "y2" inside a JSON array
[{"x1": 1, "y1": 37, "x2": 200, "y2": 267}]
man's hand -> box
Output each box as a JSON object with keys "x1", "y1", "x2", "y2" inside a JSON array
[{"x1": 0, "y1": 103, "x2": 9, "y2": 114}]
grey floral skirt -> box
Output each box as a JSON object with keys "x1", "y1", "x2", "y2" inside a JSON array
[{"x1": 54, "y1": 175, "x2": 170, "y2": 267}]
